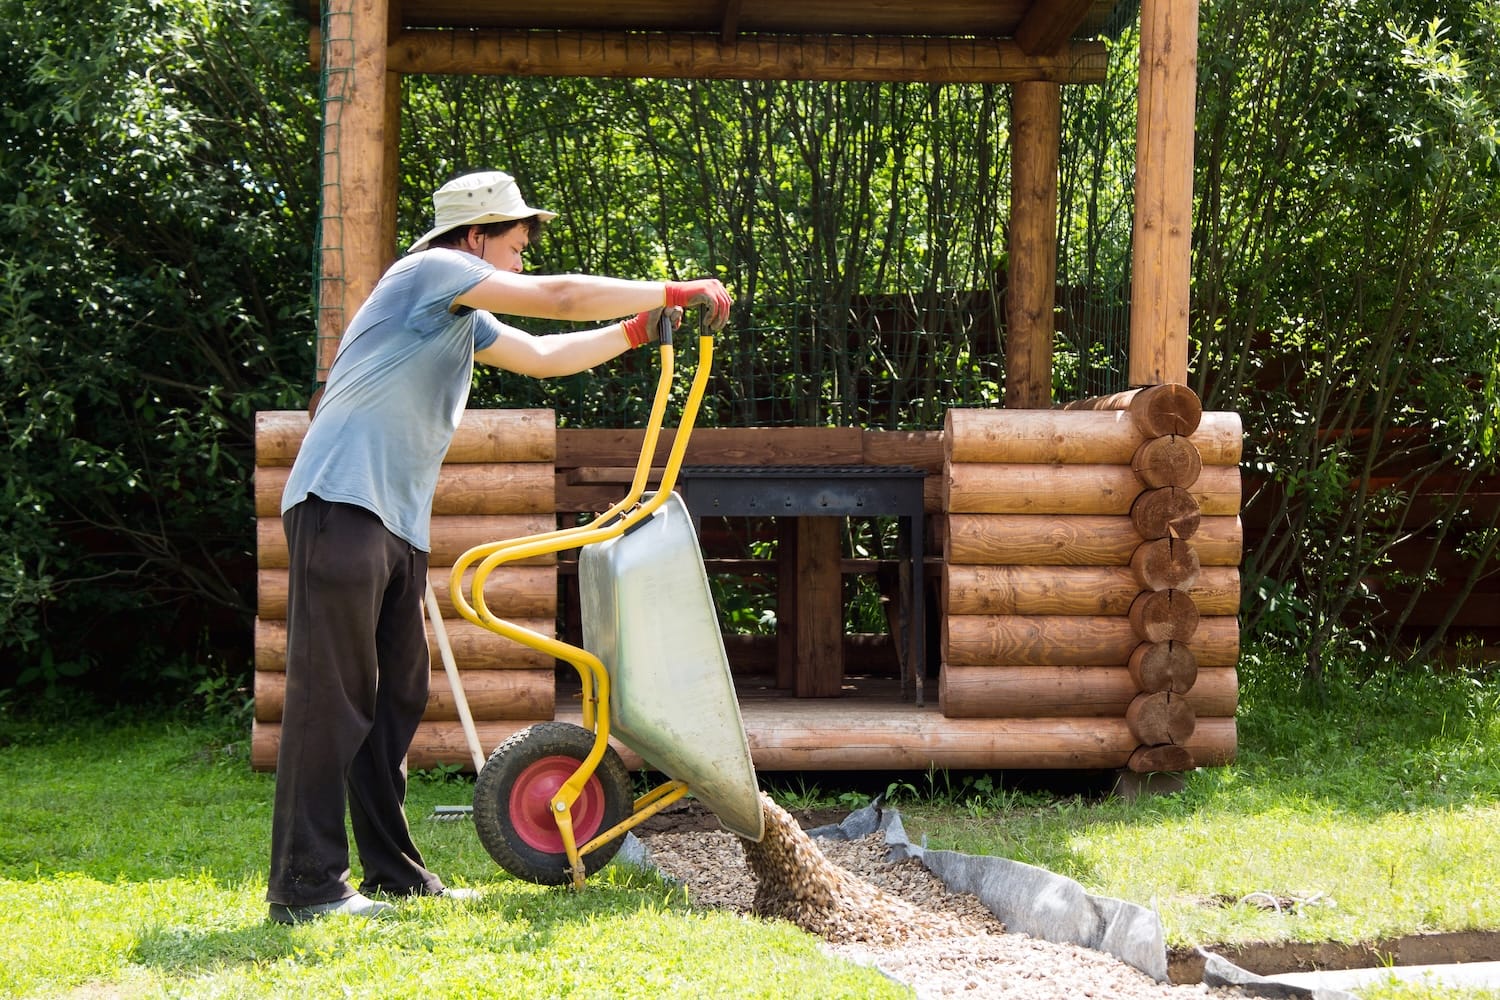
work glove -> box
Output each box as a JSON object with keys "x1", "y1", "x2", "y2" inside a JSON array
[
  {"x1": 665, "y1": 278, "x2": 732, "y2": 331},
  {"x1": 621, "y1": 306, "x2": 683, "y2": 348}
]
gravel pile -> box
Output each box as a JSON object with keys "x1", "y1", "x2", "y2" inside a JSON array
[{"x1": 641, "y1": 793, "x2": 1245, "y2": 999}]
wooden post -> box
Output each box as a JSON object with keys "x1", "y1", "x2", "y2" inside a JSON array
[
  {"x1": 1006, "y1": 80, "x2": 1061, "y2": 408},
  {"x1": 776, "y1": 518, "x2": 798, "y2": 692},
  {"x1": 796, "y1": 517, "x2": 845, "y2": 698},
  {"x1": 317, "y1": 0, "x2": 393, "y2": 380},
  {"x1": 1128, "y1": 0, "x2": 1198, "y2": 387}
]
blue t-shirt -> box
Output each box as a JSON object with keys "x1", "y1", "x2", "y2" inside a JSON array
[{"x1": 281, "y1": 248, "x2": 503, "y2": 550}]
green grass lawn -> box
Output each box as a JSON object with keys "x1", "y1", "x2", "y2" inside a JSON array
[
  {"x1": 2, "y1": 650, "x2": 1499, "y2": 998},
  {"x1": 0, "y1": 713, "x2": 903, "y2": 999}
]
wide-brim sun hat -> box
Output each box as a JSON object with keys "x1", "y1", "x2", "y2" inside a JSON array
[{"x1": 407, "y1": 170, "x2": 558, "y2": 254}]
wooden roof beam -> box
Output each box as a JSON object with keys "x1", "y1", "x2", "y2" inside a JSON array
[
  {"x1": 387, "y1": 29, "x2": 1108, "y2": 84},
  {"x1": 720, "y1": 0, "x2": 743, "y2": 44},
  {"x1": 1015, "y1": 0, "x2": 1096, "y2": 55}
]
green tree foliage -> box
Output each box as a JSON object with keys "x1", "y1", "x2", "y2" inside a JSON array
[
  {"x1": 1193, "y1": 0, "x2": 1500, "y2": 679},
  {"x1": 0, "y1": 0, "x2": 318, "y2": 698}
]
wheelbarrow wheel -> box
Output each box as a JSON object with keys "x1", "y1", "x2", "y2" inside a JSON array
[{"x1": 472, "y1": 721, "x2": 633, "y2": 885}]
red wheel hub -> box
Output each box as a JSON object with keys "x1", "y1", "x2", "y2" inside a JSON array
[{"x1": 508, "y1": 755, "x2": 608, "y2": 852}]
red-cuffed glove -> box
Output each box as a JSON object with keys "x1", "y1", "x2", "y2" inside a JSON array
[
  {"x1": 621, "y1": 306, "x2": 683, "y2": 348},
  {"x1": 665, "y1": 278, "x2": 732, "y2": 331}
]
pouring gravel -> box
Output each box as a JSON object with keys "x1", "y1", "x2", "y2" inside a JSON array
[{"x1": 641, "y1": 793, "x2": 1246, "y2": 999}]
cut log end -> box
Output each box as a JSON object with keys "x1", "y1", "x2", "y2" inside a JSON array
[
  {"x1": 1127, "y1": 640, "x2": 1200, "y2": 694},
  {"x1": 1126, "y1": 691, "x2": 1197, "y2": 745},
  {"x1": 1127, "y1": 743, "x2": 1195, "y2": 773},
  {"x1": 1127, "y1": 589, "x2": 1201, "y2": 643},
  {"x1": 1130, "y1": 384, "x2": 1203, "y2": 438},
  {"x1": 1130, "y1": 537, "x2": 1202, "y2": 591},
  {"x1": 1131, "y1": 435, "x2": 1203, "y2": 490},
  {"x1": 1061, "y1": 383, "x2": 1203, "y2": 438},
  {"x1": 1131, "y1": 486, "x2": 1202, "y2": 540}
]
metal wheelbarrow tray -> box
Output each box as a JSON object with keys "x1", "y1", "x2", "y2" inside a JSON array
[{"x1": 578, "y1": 490, "x2": 763, "y2": 841}]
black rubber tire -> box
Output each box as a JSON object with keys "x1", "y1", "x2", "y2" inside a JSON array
[{"x1": 471, "y1": 721, "x2": 634, "y2": 885}]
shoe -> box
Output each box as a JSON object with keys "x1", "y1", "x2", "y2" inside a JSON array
[
  {"x1": 268, "y1": 892, "x2": 395, "y2": 925},
  {"x1": 364, "y1": 883, "x2": 481, "y2": 900}
]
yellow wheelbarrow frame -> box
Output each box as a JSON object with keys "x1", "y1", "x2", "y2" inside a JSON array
[{"x1": 448, "y1": 326, "x2": 748, "y2": 888}]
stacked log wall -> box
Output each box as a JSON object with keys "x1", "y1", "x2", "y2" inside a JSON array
[
  {"x1": 942, "y1": 385, "x2": 1243, "y2": 770},
  {"x1": 250, "y1": 409, "x2": 559, "y2": 771}
]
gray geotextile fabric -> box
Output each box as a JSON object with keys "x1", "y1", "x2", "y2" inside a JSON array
[{"x1": 808, "y1": 801, "x2": 1167, "y2": 982}]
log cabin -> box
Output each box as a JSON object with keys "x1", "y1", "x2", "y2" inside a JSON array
[{"x1": 252, "y1": 0, "x2": 1241, "y2": 778}]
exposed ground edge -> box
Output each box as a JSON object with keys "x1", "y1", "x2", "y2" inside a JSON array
[{"x1": 621, "y1": 801, "x2": 1364, "y2": 998}]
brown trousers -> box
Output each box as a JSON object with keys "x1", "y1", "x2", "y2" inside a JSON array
[{"x1": 266, "y1": 496, "x2": 444, "y2": 905}]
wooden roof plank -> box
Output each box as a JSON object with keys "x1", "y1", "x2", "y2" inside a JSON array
[
  {"x1": 1015, "y1": 0, "x2": 1098, "y2": 55},
  {"x1": 388, "y1": 29, "x2": 1108, "y2": 84},
  {"x1": 304, "y1": 0, "x2": 1129, "y2": 43}
]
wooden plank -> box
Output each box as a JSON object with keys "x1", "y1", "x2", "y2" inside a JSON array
[
  {"x1": 556, "y1": 426, "x2": 864, "y2": 468},
  {"x1": 255, "y1": 513, "x2": 557, "y2": 569},
  {"x1": 944, "y1": 614, "x2": 1239, "y2": 668},
  {"x1": 255, "y1": 462, "x2": 554, "y2": 517},
  {"x1": 255, "y1": 408, "x2": 556, "y2": 465},
  {"x1": 945, "y1": 564, "x2": 1240, "y2": 617},
  {"x1": 257, "y1": 564, "x2": 556, "y2": 620},
  {"x1": 1128, "y1": 0, "x2": 1199, "y2": 386},
  {"x1": 253, "y1": 710, "x2": 1238, "y2": 773},
  {"x1": 948, "y1": 462, "x2": 1240, "y2": 516},
  {"x1": 387, "y1": 29, "x2": 1109, "y2": 85},
  {"x1": 946, "y1": 613, "x2": 1138, "y2": 667},
  {"x1": 564, "y1": 466, "x2": 665, "y2": 485},
  {"x1": 254, "y1": 666, "x2": 554, "y2": 722},
  {"x1": 938, "y1": 664, "x2": 1238, "y2": 718},
  {"x1": 945, "y1": 513, "x2": 1241, "y2": 567},
  {"x1": 254, "y1": 615, "x2": 556, "y2": 672},
  {"x1": 737, "y1": 710, "x2": 1236, "y2": 771},
  {"x1": 861, "y1": 430, "x2": 945, "y2": 473},
  {"x1": 1005, "y1": 80, "x2": 1061, "y2": 408},
  {"x1": 946, "y1": 408, "x2": 1242, "y2": 465}
]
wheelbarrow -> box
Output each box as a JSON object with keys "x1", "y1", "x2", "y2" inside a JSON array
[{"x1": 447, "y1": 314, "x2": 764, "y2": 889}]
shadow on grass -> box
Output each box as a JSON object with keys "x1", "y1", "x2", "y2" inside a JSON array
[
  {"x1": 131, "y1": 922, "x2": 299, "y2": 975},
  {"x1": 126, "y1": 871, "x2": 690, "y2": 979}
]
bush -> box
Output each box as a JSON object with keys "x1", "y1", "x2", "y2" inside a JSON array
[{"x1": 0, "y1": 0, "x2": 319, "y2": 700}]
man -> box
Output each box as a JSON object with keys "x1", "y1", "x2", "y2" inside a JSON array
[{"x1": 267, "y1": 170, "x2": 730, "y2": 923}]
